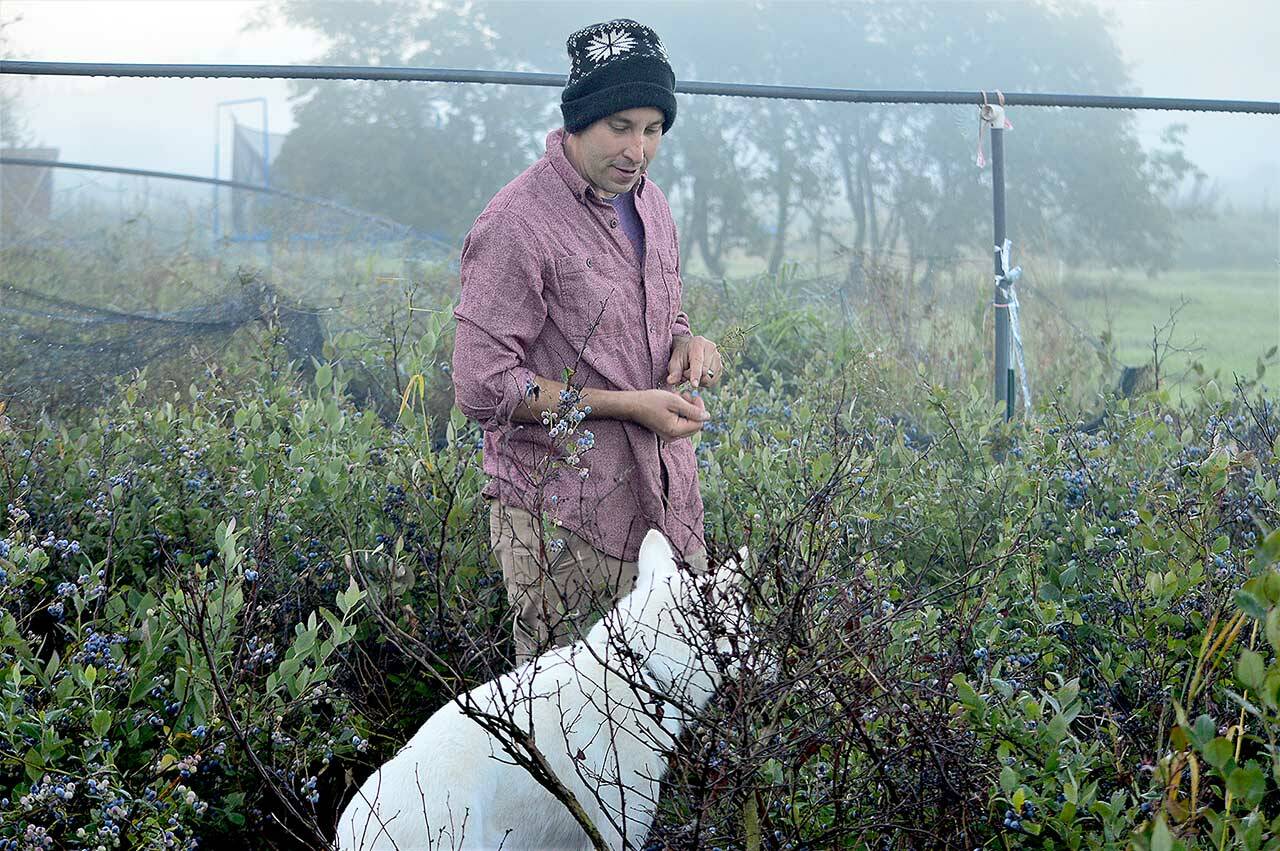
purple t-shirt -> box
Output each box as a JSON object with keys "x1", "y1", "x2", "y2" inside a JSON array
[
  {"x1": 452, "y1": 128, "x2": 702, "y2": 562},
  {"x1": 610, "y1": 190, "x2": 646, "y2": 266}
]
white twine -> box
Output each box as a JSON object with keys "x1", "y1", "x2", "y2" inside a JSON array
[
  {"x1": 995, "y1": 239, "x2": 1032, "y2": 414},
  {"x1": 975, "y1": 91, "x2": 1013, "y2": 168}
]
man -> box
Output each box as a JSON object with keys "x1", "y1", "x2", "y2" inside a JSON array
[{"x1": 451, "y1": 19, "x2": 724, "y2": 664}]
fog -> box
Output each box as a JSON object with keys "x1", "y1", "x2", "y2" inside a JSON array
[
  {"x1": 4, "y1": 7, "x2": 1280, "y2": 845},
  {"x1": 3, "y1": 0, "x2": 1276, "y2": 203}
]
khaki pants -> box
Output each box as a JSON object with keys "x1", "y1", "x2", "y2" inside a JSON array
[{"x1": 488, "y1": 500, "x2": 707, "y2": 664}]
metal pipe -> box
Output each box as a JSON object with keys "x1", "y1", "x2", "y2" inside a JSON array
[
  {"x1": 991, "y1": 127, "x2": 1012, "y2": 420},
  {"x1": 0, "y1": 157, "x2": 426, "y2": 236},
  {"x1": 2, "y1": 61, "x2": 1276, "y2": 114},
  {"x1": 212, "y1": 106, "x2": 220, "y2": 243}
]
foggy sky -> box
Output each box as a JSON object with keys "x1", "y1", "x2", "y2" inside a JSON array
[{"x1": 2, "y1": 0, "x2": 1277, "y2": 205}]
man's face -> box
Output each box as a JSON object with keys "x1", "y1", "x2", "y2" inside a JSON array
[{"x1": 565, "y1": 106, "x2": 664, "y2": 198}]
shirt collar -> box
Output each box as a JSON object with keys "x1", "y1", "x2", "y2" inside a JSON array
[{"x1": 546, "y1": 127, "x2": 647, "y2": 206}]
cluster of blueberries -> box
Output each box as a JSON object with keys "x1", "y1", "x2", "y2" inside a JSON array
[
  {"x1": 1059, "y1": 468, "x2": 1089, "y2": 509},
  {"x1": 71, "y1": 628, "x2": 129, "y2": 680},
  {"x1": 1002, "y1": 800, "x2": 1036, "y2": 832}
]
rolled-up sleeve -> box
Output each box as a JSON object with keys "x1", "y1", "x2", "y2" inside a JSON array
[{"x1": 452, "y1": 212, "x2": 546, "y2": 431}]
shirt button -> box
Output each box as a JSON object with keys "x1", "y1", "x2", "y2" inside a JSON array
[
  {"x1": 586, "y1": 258, "x2": 593, "y2": 268},
  {"x1": 610, "y1": 219, "x2": 618, "y2": 228}
]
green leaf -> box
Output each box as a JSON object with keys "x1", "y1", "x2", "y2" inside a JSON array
[
  {"x1": 1059, "y1": 563, "x2": 1078, "y2": 587},
  {"x1": 1227, "y1": 763, "x2": 1267, "y2": 807},
  {"x1": 1236, "y1": 589, "x2": 1268, "y2": 620},
  {"x1": 1192, "y1": 714, "x2": 1216, "y2": 747},
  {"x1": 1265, "y1": 571, "x2": 1280, "y2": 604},
  {"x1": 279, "y1": 656, "x2": 300, "y2": 682},
  {"x1": 291, "y1": 668, "x2": 311, "y2": 698},
  {"x1": 1046, "y1": 712, "x2": 1070, "y2": 745},
  {"x1": 1266, "y1": 607, "x2": 1280, "y2": 655},
  {"x1": 1202, "y1": 736, "x2": 1235, "y2": 770},
  {"x1": 1151, "y1": 816, "x2": 1173, "y2": 851},
  {"x1": 24, "y1": 747, "x2": 44, "y2": 782},
  {"x1": 315, "y1": 362, "x2": 333, "y2": 389},
  {"x1": 338, "y1": 577, "x2": 365, "y2": 616},
  {"x1": 43, "y1": 650, "x2": 61, "y2": 682},
  {"x1": 320, "y1": 607, "x2": 343, "y2": 635},
  {"x1": 1238, "y1": 649, "x2": 1267, "y2": 691},
  {"x1": 1264, "y1": 668, "x2": 1280, "y2": 710},
  {"x1": 91, "y1": 709, "x2": 112, "y2": 738},
  {"x1": 1000, "y1": 765, "x2": 1019, "y2": 793},
  {"x1": 1263, "y1": 530, "x2": 1280, "y2": 564},
  {"x1": 952, "y1": 675, "x2": 977, "y2": 706}
]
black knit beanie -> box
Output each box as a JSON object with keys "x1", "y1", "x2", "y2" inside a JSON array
[{"x1": 561, "y1": 19, "x2": 676, "y2": 135}]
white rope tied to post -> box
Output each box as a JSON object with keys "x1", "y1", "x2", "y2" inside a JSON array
[
  {"x1": 976, "y1": 90, "x2": 1013, "y2": 167},
  {"x1": 994, "y1": 239, "x2": 1032, "y2": 414}
]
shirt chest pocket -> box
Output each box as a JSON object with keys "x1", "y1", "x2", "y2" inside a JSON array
[
  {"x1": 552, "y1": 253, "x2": 627, "y2": 342},
  {"x1": 656, "y1": 247, "x2": 682, "y2": 330}
]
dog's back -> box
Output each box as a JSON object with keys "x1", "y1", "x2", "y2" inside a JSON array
[
  {"x1": 334, "y1": 644, "x2": 668, "y2": 850},
  {"x1": 335, "y1": 530, "x2": 749, "y2": 851}
]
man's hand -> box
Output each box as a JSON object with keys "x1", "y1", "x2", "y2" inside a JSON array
[
  {"x1": 667, "y1": 335, "x2": 724, "y2": 390},
  {"x1": 629, "y1": 388, "x2": 709, "y2": 442}
]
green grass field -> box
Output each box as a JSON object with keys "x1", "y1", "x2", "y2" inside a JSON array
[
  {"x1": 686, "y1": 236, "x2": 1277, "y2": 399},
  {"x1": 1045, "y1": 266, "x2": 1279, "y2": 386}
]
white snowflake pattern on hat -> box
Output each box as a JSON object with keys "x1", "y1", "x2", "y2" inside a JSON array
[{"x1": 584, "y1": 28, "x2": 637, "y2": 63}]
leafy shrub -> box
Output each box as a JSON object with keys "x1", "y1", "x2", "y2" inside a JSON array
[
  {"x1": 1, "y1": 264, "x2": 1277, "y2": 850},
  {"x1": 0, "y1": 333, "x2": 501, "y2": 847}
]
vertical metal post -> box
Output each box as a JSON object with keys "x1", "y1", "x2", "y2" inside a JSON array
[
  {"x1": 261, "y1": 100, "x2": 272, "y2": 272},
  {"x1": 262, "y1": 99, "x2": 270, "y2": 189},
  {"x1": 991, "y1": 126, "x2": 1013, "y2": 421},
  {"x1": 212, "y1": 109, "x2": 221, "y2": 245}
]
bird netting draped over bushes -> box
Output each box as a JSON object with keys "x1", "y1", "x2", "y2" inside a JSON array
[
  {"x1": 0, "y1": 274, "x2": 323, "y2": 409},
  {"x1": 0, "y1": 164, "x2": 455, "y2": 418}
]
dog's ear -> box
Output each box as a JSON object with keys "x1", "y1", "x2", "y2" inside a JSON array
[
  {"x1": 710, "y1": 552, "x2": 751, "y2": 615},
  {"x1": 720, "y1": 550, "x2": 748, "y2": 574},
  {"x1": 637, "y1": 528, "x2": 677, "y2": 587}
]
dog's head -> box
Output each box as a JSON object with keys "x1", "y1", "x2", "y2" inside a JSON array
[{"x1": 609, "y1": 530, "x2": 753, "y2": 699}]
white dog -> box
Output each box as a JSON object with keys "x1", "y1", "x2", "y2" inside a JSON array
[{"x1": 334, "y1": 529, "x2": 750, "y2": 851}]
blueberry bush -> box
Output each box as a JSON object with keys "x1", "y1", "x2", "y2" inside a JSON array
[{"x1": 1, "y1": 259, "x2": 1278, "y2": 850}]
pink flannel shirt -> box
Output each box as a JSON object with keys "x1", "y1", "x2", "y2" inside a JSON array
[{"x1": 452, "y1": 128, "x2": 705, "y2": 562}]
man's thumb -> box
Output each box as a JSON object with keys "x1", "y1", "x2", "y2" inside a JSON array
[{"x1": 679, "y1": 395, "x2": 710, "y2": 421}]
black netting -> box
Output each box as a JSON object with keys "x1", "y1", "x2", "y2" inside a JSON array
[
  {"x1": 0, "y1": 274, "x2": 324, "y2": 409},
  {"x1": 229, "y1": 121, "x2": 289, "y2": 238}
]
